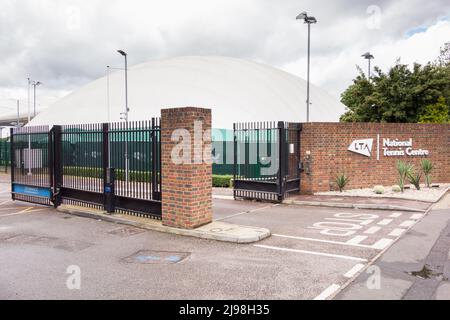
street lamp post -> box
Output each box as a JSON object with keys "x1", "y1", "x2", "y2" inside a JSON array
[
  {"x1": 31, "y1": 80, "x2": 41, "y2": 117},
  {"x1": 362, "y1": 52, "x2": 375, "y2": 79},
  {"x1": 106, "y1": 65, "x2": 111, "y2": 123},
  {"x1": 296, "y1": 11, "x2": 317, "y2": 123},
  {"x1": 117, "y1": 50, "x2": 129, "y2": 183},
  {"x1": 17, "y1": 100, "x2": 20, "y2": 128},
  {"x1": 27, "y1": 78, "x2": 32, "y2": 175}
]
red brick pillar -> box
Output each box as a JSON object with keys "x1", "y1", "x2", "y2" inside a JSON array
[{"x1": 161, "y1": 107, "x2": 212, "y2": 229}]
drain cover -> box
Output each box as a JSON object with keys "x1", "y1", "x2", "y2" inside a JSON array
[
  {"x1": 108, "y1": 226, "x2": 145, "y2": 237},
  {"x1": 124, "y1": 250, "x2": 190, "y2": 265}
]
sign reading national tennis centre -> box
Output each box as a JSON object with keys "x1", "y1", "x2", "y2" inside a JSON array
[{"x1": 348, "y1": 136, "x2": 430, "y2": 159}]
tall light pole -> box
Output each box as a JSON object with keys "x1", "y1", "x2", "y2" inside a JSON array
[
  {"x1": 296, "y1": 11, "x2": 317, "y2": 123},
  {"x1": 31, "y1": 80, "x2": 41, "y2": 117},
  {"x1": 17, "y1": 100, "x2": 20, "y2": 128},
  {"x1": 362, "y1": 52, "x2": 374, "y2": 79},
  {"x1": 27, "y1": 78, "x2": 32, "y2": 175},
  {"x1": 117, "y1": 50, "x2": 129, "y2": 122},
  {"x1": 117, "y1": 50, "x2": 129, "y2": 183},
  {"x1": 106, "y1": 65, "x2": 111, "y2": 122}
]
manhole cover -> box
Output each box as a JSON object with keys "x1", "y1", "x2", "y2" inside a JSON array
[
  {"x1": 108, "y1": 226, "x2": 145, "y2": 237},
  {"x1": 123, "y1": 250, "x2": 190, "y2": 265}
]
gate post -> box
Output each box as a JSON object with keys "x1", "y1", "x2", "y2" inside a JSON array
[
  {"x1": 52, "y1": 125, "x2": 63, "y2": 208},
  {"x1": 10, "y1": 128, "x2": 15, "y2": 201},
  {"x1": 278, "y1": 121, "x2": 287, "y2": 201},
  {"x1": 161, "y1": 107, "x2": 212, "y2": 229}
]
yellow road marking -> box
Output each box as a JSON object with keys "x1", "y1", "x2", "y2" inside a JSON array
[{"x1": 0, "y1": 207, "x2": 45, "y2": 217}]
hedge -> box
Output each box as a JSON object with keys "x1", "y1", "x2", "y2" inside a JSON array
[{"x1": 212, "y1": 175, "x2": 233, "y2": 188}]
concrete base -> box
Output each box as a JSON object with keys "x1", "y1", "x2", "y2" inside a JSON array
[{"x1": 57, "y1": 205, "x2": 270, "y2": 244}]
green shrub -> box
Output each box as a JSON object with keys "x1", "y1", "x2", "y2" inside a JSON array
[
  {"x1": 407, "y1": 168, "x2": 422, "y2": 190},
  {"x1": 421, "y1": 159, "x2": 433, "y2": 187},
  {"x1": 392, "y1": 185, "x2": 401, "y2": 193},
  {"x1": 335, "y1": 172, "x2": 350, "y2": 192},
  {"x1": 373, "y1": 185, "x2": 385, "y2": 194},
  {"x1": 212, "y1": 175, "x2": 233, "y2": 188},
  {"x1": 396, "y1": 161, "x2": 413, "y2": 192}
]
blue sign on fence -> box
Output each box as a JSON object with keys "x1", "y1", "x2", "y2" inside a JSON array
[{"x1": 12, "y1": 184, "x2": 51, "y2": 198}]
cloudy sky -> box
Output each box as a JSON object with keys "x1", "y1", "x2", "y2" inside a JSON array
[{"x1": 0, "y1": 0, "x2": 449, "y2": 116}]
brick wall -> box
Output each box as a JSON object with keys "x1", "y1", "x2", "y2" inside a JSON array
[
  {"x1": 299, "y1": 123, "x2": 450, "y2": 194},
  {"x1": 161, "y1": 107, "x2": 212, "y2": 229}
]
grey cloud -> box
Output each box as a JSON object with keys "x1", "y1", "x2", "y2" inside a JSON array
[{"x1": 0, "y1": 0, "x2": 449, "y2": 98}]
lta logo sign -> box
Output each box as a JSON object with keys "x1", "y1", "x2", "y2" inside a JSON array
[
  {"x1": 348, "y1": 139, "x2": 374, "y2": 157},
  {"x1": 348, "y1": 136, "x2": 430, "y2": 159}
]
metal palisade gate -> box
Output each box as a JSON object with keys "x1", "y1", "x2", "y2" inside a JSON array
[
  {"x1": 233, "y1": 121, "x2": 302, "y2": 202},
  {"x1": 11, "y1": 119, "x2": 161, "y2": 219},
  {"x1": 10, "y1": 125, "x2": 53, "y2": 206}
]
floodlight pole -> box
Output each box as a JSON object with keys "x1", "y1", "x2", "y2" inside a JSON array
[
  {"x1": 16, "y1": 100, "x2": 20, "y2": 128},
  {"x1": 27, "y1": 78, "x2": 32, "y2": 175},
  {"x1": 306, "y1": 22, "x2": 311, "y2": 123},
  {"x1": 362, "y1": 52, "x2": 375, "y2": 79},
  {"x1": 297, "y1": 12, "x2": 317, "y2": 123},
  {"x1": 106, "y1": 65, "x2": 111, "y2": 122},
  {"x1": 32, "y1": 81, "x2": 41, "y2": 117},
  {"x1": 117, "y1": 50, "x2": 129, "y2": 183}
]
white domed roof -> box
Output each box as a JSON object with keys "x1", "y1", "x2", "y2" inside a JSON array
[{"x1": 29, "y1": 56, "x2": 345, "y2": 128}]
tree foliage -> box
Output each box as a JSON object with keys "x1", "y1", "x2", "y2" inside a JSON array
[
  {"x1": 418, "y1": 96, "x2": 450, "y2": 123},
  {"x1": 340, "y1": 43, "x2": 450, "y2": 123}
]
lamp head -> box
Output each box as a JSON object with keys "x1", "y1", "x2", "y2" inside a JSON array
[
  {"x1": 362, "y1": 52, "x2": 374, "y2": 59},
  {"x1": 296, "y1": 12, "x2": 307, "y2": 20},
  {"x1": 117, "y1": 50, "x2": 127, "y2": 56}
]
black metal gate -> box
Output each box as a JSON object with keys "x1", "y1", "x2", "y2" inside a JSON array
[
  {"x1": 11, "y1": 119, "x2": 161, "y2": 219},
  {"x1": 233, "y1": 121, "x2": 301, "y2": 202},
  {"x1": 11, "y1": 125, "x2": 53, "y2": 206}
]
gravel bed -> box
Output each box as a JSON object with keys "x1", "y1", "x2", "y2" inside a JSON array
[{"x1": 316, "y1": 183, "x2": 450, "y2": 202}]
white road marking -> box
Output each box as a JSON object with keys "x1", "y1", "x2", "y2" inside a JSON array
[
  {"x1": 389, "y1": 228, "x2": 406, "y2": 237},
  {"x1": 254, "y1": 244, "x2": 368, "y2": 262},
  {"x1": 214, "y1": 204, "x2": 274, "y2": 221},
  {"x1": 364, "y1": 226, "x2": 381, "y2": 234},
  {"x1": 346, "y1": 235, "x2": 368, "y2": 245},
  {"x1": 314, "y1": 284, "x2": 341, "y2": 300},
  {"x1": 400, "y1": 220, "x2": 416, "y2": 228},
  {"x1": 344, "y1": 263, "x2": 366, "y2": 278},
  {"x1": 377, "y1": 219, "x2": 393, "y2": 226},
  {"x1": 372, "y1": 238, "x2": 394, "y2": 250},
  {"x1": 389, "y1": 212, "x2": 402, "y2": 218},
  {"x1": 410, "y1": 214, "x2": 424, "y2": 220},
  {"x1": 272, "y1": 234, "x2": 377, "y2": 249},
  {"x1": 0, "y1": 200, "x2": 11, "y2": 206},
  {"x1": 360, "y1": 220, "x2": 374, "y2": 226}
]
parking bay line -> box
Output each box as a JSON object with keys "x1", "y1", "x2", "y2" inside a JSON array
[
  {"x1": 346, "y1": 235, "x2": 368, "y2": 245},
  {"x1": 254, "y1": 244, "x2": 368, "y2": 262},
  {"x1": 400, "y1": 220, "x2": 416, "y2": 228},
  {"x1": 364, "y1": 226, "x2": 381, "y2": 234},
  {"x1": 389, "y1": 228, "x2": 406, "y2": 237},
  {"x1": 272, "y1": 234, "x2": 381, "y2": 250},
  {"x1": 314, "y1": 284, "x2": 341, "y2": 300},
  {"x1": 377, "y1": 219, "x2": 393, "y2": 226},
  {"x1": 389, "y1": 212, "x2": 402, "y2": 218},
  {"x1": 344, "y1": 263, "x2": 366, "y2": 278},
  {"x1": 410, "y1": 214, "x2": 424, "y2": 220}
]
